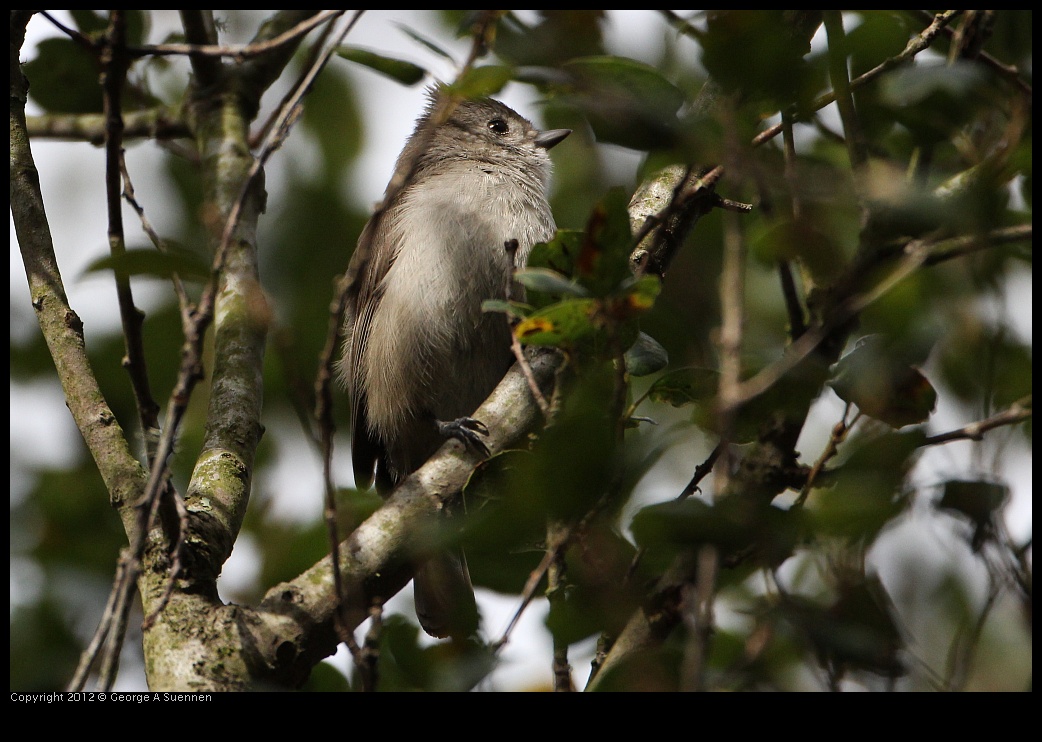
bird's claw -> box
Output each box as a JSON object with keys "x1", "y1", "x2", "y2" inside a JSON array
[{"x1": 437, "y1": 417, "x2": 491, "y2": 458}]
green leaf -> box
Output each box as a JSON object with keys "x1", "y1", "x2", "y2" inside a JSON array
[
  {"x1": 448, "y1": 65, "x2": 516, "y2": 98},
  {"x1": 631, "y1": 496, "x2": 802, "y2": 569},
  {"x1": 338, "y1": 487, "x2": 384, "y2": 532},
  {"x1": 123, "y1": 9, "x2": 149, "y2": 47},
  {"x1": 647, "y1": 367, "x2": 719, "y2": 408},
  {"x1": 781, "y1": 574, "x2": 905, "y2": 678},
  {"x1": 620, "y1": 274, "x2": 662, "y2": 312},
  {"x1": 632, "y1": 498, "x2": 725, "y2": 550},
  {"x1": 302, "y1": 63, "x2": 364, "y2": 173},
  {"x1": 937, "y1": 479, "x2": 1009, "y2": 529},
  {"x1": 462, "y1": 449, "x2": 563, "y2": 594},
  {"x1": 336, "y1": 46, "x2": 427, "y2": 86},
  {"x1": 563, "y1": 56, "x2": 685, "y2": 112},
  {"x1": 23, "y1": 38, "x2": 103, "y2": 114},
  {"x1": 514, "y1": 299, "x2": 598, "y2": 346},
  {"x1": 812, "y1": 430, "x2": 922, "y2": 542},
  {"x1": 514, "y1": 267, "x2": 589, "y2": 297},
  {"x1": 701, "y1": 11, "x2": 823, "y2": 111},
  {"x1": 575, "y1": 187, "x2": 636, "y2": 297},
  {"x1": 547, "y1": 524, "x2": 641, "y2": 643},
  {"x1": 512, "y1": 273, "x2": 655, "y2": 353},
  {"x1": 878, "y1": 62, "x2": 992, "y2": 145},
  {"x1": 879, "y1": 61, "x2": 988, "y2": 107},
  {"x1": 493, "y1": 9, "x2": 609, "y2": 69},
  {"x1": 829, "y1": 335, "x2": 937, "y2": 428},
  {"x1": 650, "y1": 363, "x2": 809, "y2": 443},
  {"x1": 562, "y1": 56, "x2": 685, "y2": 150},
  {"x1": 624, "y1": 332, "x2": 669, "y2": 377},
  {"x1": 846, "y1": 11, "x2": 913, "y2": 80},
  {"x1": 67, "y1": 10, "x2": 148, "y2": 45},
  {"x1": 526, "y1": 230, "x2": 584, "y2": 283},
  {"x1": 357, "y1": 615, "x2": 494, "y2": 691},
  {"x1": 26, "y1": 465, "x2": 123, "y2": 571},
  {"x1": 937, "y1": 325, "x2": 1032, "y2": 412},
  {"x1": 301, "y1": 661, "x2": 350, "y2": 692},
  {"x1": 480, "y1": 299, "x2": 530, "y2": 318},
  {"x1": 69, "y1": 9, "x2": 109, "y2": 36},
  {"x1": 10, "y1": 597, "x2": 82, "y2": 692},
  {"x1": 394, "y1": 22, "x2": 457, "y2": 62},
  {"x1": 750, "y1": 218, "x2": 843, "y2": 285},
  {"x1": 81, "y1": 247, "x2": 210, "y2": 282}
]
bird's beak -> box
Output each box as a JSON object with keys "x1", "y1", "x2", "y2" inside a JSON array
[{"x1": 534, "y1": 128, "x2": 571, "y2": 150}]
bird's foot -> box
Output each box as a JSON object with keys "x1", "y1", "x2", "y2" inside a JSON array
[{"x1": 436, "y1": 417, "x2": 491, "y2": 458}]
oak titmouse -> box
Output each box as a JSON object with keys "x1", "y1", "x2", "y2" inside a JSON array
[{"x1": 341, "y1": 89, "x2": 570, "y2": 638}]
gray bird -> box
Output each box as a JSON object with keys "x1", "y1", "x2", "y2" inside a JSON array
[{"x1": 341, "y1": 89, "x2": 570, "y2": 638}]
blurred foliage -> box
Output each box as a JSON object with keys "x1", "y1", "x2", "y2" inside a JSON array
[
  {"x1": 341, "y1": 616, "x2": 496, "y2": 692},
  {"x1": 829, "y1": 334, "x2": 938, "y2": 428},
  {"x1": 11, "y1": 10, "x2": 1031, "y2": 692}
]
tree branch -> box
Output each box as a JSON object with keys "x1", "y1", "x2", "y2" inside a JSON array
[
  {"x1": 26, "y1": 107, "x2": 190, "y2": 143},
  {"x1": 921, "y1": 400, "x2": 1032, "y2": 447},
  {"x1": 109, "y1": 9, "x2": 355, "y2": 690},
  {"x1": 249, "y1": 349, "x2": 561, "y2": 682},
  {"x1": 142, "y1": 10, "x2": 342, "y2": 61},
  {"x1": 10, "y1": 12, "x2": 148, "y2": 535},
  {"x1": 101, "y1": 10, "x2": 161, "y2": 458}
]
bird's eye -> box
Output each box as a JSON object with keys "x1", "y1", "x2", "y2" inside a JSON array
[{"x1": 487, "y1": 118, "x2": 509, "y2": 135}]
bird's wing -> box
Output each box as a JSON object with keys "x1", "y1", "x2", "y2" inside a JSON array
[{"x1": 344, "y1": 207, "x2": 400, "y2": 491}]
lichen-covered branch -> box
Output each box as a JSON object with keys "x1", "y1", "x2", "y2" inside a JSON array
[{"x1": 10, "y1": 11, "x2": 148, "y2": 541}]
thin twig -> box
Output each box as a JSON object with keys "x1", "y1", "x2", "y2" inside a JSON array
[
  {"x1": 39, "y1": 11, "x2": 95, "y2": 50},
  {"x1": 921, "y1": 399, "x2": 1032, "y2": 447},
  {"x1": 823, "y1": 11, "x2": 868, "y2": 174},
  {"x1": 921, "y1": 225, "x2": 1031, "y2": 266},
  {"x1": 504, "y1": 239, "x2": 550, "y2": 417},
  {"x1": 141, "y1": 476, "x2": 189, "y2": 631},
  {"x1": 101, "y1": 10, "x2": 161, "y2": 454},
  {"x1": 778, "y1": 109, "x2": 807, "y2": 340},
  {"x1": 911, "y1": 9, "x2": 1031, "y2": 95},
  {"x1": 943, "y1": 570, "x2": 1002, "y2": 691},
  {"x1": 74, "y1": 10, "x2": 165, "y2": 691},
  {"x1": 356, "y1": 602, "x2": 383, "y2": 692},
  {"x1": 682, "y1": 117, "x2": 748, "y2": 689},
  {"x1": 510, "y1": 335, "x2": 550, "y2": 417},
  {"x1": 656, "y1": 10, "x2": 705, "y2": 42},
  {"x1": 251, "y1": 12, "x2": 350, "y2": 149},
  {"x1": 179, "y1": 10, "x2": 222, "y2": 85},
  {"x1": 492, "y1": 493, "x2": 583, "y2": 656},
  {"x1": 26, "y1": 107, "x2": 189, "y2": 143},
  {"x1": 678, "y1": 443, "x2": 724, "y2": 502},
  {"x1": 136, "y1": 11, "x2": 343, "y2": 60},
  {"x1": 754, "y1": 11, "x2": 963, "y2": 148},
  {"x1": 844, "y1": 10, "x2": 963, "y2": 106},
  {"x1": 67, "y1": 554, "x2": 125, "y2": 689},
  {"x1": 547, "y1": 522, "x2": 574, "y2": 692},
  {"x1": 492, "y1": 548, "x2": 556, "y2": 652},
  {"x1": 681, "y1": 203, "x2": 745, "y2": 692},
  {"x1": 621, "y1": 442, "x2": 724, "y2": 589},
  {"x1": 794, "y1": 404, "x2": 858, "y2": 508},
  {"x1": 118, "y1": 158, "x2": 192, "y2": 331}
]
